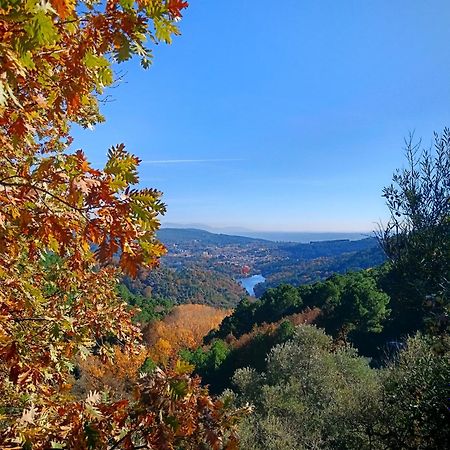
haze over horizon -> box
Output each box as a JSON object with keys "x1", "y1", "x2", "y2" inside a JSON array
[
  {"x1": 160, "y1": 221, "x2": 373, "y2": 235},
  {"x1": 72, "y1": 0, "x2": 450, "y2": 231},
  {"x1": 159, "y1": 222, "x2": 373, "y2": 243}
]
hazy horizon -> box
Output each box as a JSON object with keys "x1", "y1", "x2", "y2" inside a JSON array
[
  {"x1": 159, "y1": 222, "x2": 375, "y2": 243},
  {"x1": 161, "y1": 221, "x2": 373, "y2": 235}
]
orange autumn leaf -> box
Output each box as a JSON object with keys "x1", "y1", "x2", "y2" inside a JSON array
[{"x1": 50, "y1": 0, "x2": 76, "y2": 20}]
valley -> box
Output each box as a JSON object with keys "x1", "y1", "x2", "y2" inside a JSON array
[{"x1": 122, "y1": 227, "x2": 386, "y2": 307}]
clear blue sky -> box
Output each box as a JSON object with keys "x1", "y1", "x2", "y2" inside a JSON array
[{"x1": 72, "y1": 0, "x2": 450, "y2": 232}]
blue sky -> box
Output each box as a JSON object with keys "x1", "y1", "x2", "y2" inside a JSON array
[{"x1": 72, "y1": 0, "x2": 450, "y2": 232}]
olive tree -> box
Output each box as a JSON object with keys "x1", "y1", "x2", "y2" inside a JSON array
[{"x1": 377, "y1": 129, "x2": 450, "y2": 335}]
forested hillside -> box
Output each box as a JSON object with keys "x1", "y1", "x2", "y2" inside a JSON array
[
  {"x1": 123, "y1": 266, "x2": 246, "y2": 308},
  {"x1": 118, "y1": 227, "x2": 385, "y2": 310},
  {"x1": 255, "y1": 243, "x2": 386, "y2": 294}
]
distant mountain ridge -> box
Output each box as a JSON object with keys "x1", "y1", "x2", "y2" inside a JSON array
[
  {"x1": 157, "y1": 227, "x2": 270, "y2": 246},
  {"x1": 158, "y1": 227, "x2": 371, "y2": 245},
  {"x1": 160, "y1": 224, "x2": 371, "y2": 243}
]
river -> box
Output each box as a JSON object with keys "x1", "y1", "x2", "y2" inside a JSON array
[{"x1": 238, "y1": 274, "x2": 266, "y2": 296}]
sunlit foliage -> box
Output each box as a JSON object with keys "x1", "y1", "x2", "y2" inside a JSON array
[
  {"x1": 377, "y1": 130, "x2": 450, "y2": 336},
  {"x1": 232, "y1": 326, "x2": 450, "y2": 450},
  {"x1": 143, "y1": 304, "x2": 231, "y2": 365},
  {"x1": 0, "y1": 1, "x2": 248, "y2": 448}
]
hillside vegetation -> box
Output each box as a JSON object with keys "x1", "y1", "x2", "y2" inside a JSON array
[{"x1": 123, "y1": 266, "x2": 246, "y2": 308}]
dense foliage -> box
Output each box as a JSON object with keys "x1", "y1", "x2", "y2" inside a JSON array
[
  {"x1": 377, "y1": 131, "x2": 450, "y2": 337},
  {"x1": 1, "y1": 0, "x2": 448, "y2": 447},
  {"x1": 0, "y1": 1, "x2": 249, "y2": 448},
  {"x1": 182, "y1": 310, "x2": 319, "y2": 394},
  {"x1": 118, "y1": 283, "x2": 173, "y2": 324},
  {"x1": 208, "y1": 270, "x2": 390, "y2": 346},
  {"x1": 376, "y1": 334, "x2": 450, "y2": 449},
  {"x1": 231, "y1": 326, "x2": 450, "y2": 450},
  {"x1": 232, "y1": 325, "x2": 381, "y2": 450},
  {"x1": 142, "y1": 304, "x2": 231, "y2": 366},
  {"x1": 124, "y1": 265, "x2": 246, "y2": 308}
]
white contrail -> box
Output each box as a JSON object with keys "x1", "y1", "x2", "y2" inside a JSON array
[{"x1": 140, "y1": 158, "x2": 244, "y2": 164}]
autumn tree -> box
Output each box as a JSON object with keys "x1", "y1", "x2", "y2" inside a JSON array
[
  {"x1": 74, "y1": 346, "x2": 150, "y2": 402},
  {"x1": 143, "y1": 304, "x2": 231, "y2": 365},
  {"x1": 0, "y1": 1, "x2": 248, "y2": 448}
]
